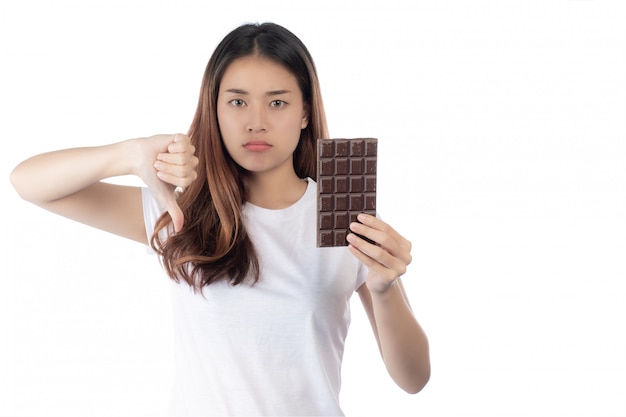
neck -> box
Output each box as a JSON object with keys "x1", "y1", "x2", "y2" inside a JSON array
[{"x1": 246, "y1": 168, "x2": 308, "y2": 210}]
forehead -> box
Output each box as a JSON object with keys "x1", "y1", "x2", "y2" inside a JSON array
[{"x1": 219, "y1": 55, "x2": 299, "y2": 91}]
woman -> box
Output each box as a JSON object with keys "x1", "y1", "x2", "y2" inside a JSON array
[{"x1": 11, "y1": 22, "x2": 429, "y2": 416}]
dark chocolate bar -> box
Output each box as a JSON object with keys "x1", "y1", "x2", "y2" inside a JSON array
[{"x1": 316, "y1": 138, "x2": 377, "y2": 247}]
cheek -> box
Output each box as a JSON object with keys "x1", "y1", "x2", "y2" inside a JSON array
[
  {"x1": 216, "y1": 111, "x2": 238, "y2": 156},
  {"x1": 275, "y1": 110, "x2": 307, "y2": 134},
  {"x1": 217, "y1": 109, "x2": 236, "y2": 138},
  {"x1": 216, "y1": 107, "x2": 227, "y2": 130}
]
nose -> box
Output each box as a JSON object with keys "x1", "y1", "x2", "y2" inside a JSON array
[{"x1": 247, "y1": 106, "x2": 267, "y2": 133}]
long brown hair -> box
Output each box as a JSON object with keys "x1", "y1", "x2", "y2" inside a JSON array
[{"x1": 151, "y1": 23, "x2": 329, "y2": 291}]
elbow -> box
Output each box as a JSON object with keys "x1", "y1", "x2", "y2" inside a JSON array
[
  {"x1": 10, "y1": 164, "x2": 41, "y2": 204},
  {"x1": 9, "y1": 167, "x2": 25, "y2": 199},
  {"x1": 382, "y1": 342, "x2": 431, "y2": 395},
  {"x1": 394, "y1": 362, "x2": 431, "y2": 394},
  {"x1": 9, "y1": 166, "x2": 31, "y2": 202},
  {"x1": 402, "y1": 370, "x2": 430, "y2": 394}
]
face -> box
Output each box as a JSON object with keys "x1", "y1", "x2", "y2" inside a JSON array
[{"x1": 217, "y1": 55, "x2": 309, "y2": 177}]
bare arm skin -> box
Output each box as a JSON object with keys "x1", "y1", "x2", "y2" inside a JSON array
[
  {"x1": 9, "y1": 134, "x2": 198, "y2": 244},
  {"x1": 349, "y1": 214, "x2": 431, "y2": 394}
]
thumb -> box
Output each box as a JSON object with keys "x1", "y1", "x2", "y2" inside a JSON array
[
  {"x1": 138, "y1": 134, "x2": 188, "y2": 233},
  {"x1": 164, "y1": 194, "x2": 184, "y2": 233},
  {"x1": 151, "y1": 176, "x2": 185, "y2": 233}
]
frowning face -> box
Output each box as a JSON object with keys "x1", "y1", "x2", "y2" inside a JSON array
[{"x1": 217, "y1": 55, "x2": 309, "y2": 178}]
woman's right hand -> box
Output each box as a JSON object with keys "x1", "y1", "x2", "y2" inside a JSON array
[{"x1": 136, "y1": 134, "x2": 199, "y2": 233}]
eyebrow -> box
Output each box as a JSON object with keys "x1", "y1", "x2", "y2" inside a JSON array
[{"x1": 224, "y1": 88, "x2": 292, "y2": 96}]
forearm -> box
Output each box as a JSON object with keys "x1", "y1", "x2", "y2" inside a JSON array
[
  {"x1": 370, "y1": 282, "x2": 431, "y2": 394},
  {"x1": 10, "y1": 139, "x2": 139, "y2": 204}
]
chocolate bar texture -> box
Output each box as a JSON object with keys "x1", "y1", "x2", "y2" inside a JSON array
[{"x1": 316, "y1": 138, "x2": 377, "y2": 247}]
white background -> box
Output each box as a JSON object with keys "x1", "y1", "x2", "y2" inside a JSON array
[{"x1": 1, "y1": 1, "x2": 625, "y2": 416}]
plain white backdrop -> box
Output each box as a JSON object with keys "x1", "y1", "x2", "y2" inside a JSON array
[{"x1": 1, "y1": 1, "x2": 625, "y2": 416}]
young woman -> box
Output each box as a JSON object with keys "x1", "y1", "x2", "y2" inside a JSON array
[{"x1": 10, "y1": 22, "x2": 430, "y2": 416}]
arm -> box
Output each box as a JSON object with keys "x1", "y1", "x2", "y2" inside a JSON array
[
  {"x1": 348, "y1": 214, "x2": 431, "y2": 394},
  {"x1": 9, "y1": 134, "x2": 198, "y2": 244}
]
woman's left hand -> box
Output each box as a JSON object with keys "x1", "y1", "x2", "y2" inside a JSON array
[{"x1": 347, "y1": 213, "x2": 412, "y2": 294}]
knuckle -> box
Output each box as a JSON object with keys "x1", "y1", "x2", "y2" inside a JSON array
[
  {"x1": 378, "y1": 235, "x2": 392, "y2": 248},
  {"x1": 367, "y1": 245, "x2": 382, "y2": 259}
]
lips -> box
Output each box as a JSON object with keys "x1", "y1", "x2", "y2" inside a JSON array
[{"x1": 243, "y1": 141, "x2": 272, "y2": 152}]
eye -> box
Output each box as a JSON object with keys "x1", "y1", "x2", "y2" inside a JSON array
[
  {"x1": 270, "y1": 100, "x2": 286, "y2": 108},
  {"x1": 229, "y1": 99, "x2": 246, "y2": 107}
]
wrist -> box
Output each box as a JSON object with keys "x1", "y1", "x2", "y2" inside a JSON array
[
  {"x1": 368, "y1": 278, "x2": 400, "y2": 300},
  {"x1": 84, "y1": 138, "x2": 151, "y2": 185},
  {"x1": 115, "y1": 138, "x2": 146, "y2": 178}
]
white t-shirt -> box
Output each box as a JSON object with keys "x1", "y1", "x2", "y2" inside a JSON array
[{"x1": 142, "y1": 178, "x2": 367, "y2": 416}]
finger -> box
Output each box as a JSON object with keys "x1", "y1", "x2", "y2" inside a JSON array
[
  {"x1": 167, "y1": 133, "x2": 191, "y2": 153},
  {"x1": 158, "y1": 137, "x2": 197, "y2": 168},
  {"x1": 347, "y1": 232, "x2": 407, "y2": 272},
  {"x1": 347, "y1": 232, "x2": 391, "y2": 268},
  {"x1": 156, "y1": 167, "x2": 197, "y2": 188},
  {"x1": 157, "y1": 154, "x2": 199, "y2": 173},
  {"x1": 356, "y1": 213, "x2": 403, "y2": 241},
  {"x1": 353, "y1": 214, "x2": 412, "y2": 263},
  {"x1": 349, "y1": 221, "x2": 411, "y2": 265},
  {"x1": 158, "y1": 146, "x2": 195, "y2": 164},
  {"x1": 155, "y1": 151, "x2": 197, "y2": 167},
  {"x1": 154, "y1": 143, "x2": 199, "y2": 187},
  {"x1": 151, "y1": 134, "x2": 190, "y2": 159}
]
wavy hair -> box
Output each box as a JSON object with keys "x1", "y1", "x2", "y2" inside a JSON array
[{"x1": 150, "y1": 23, "x2": 329, "y2": 291}]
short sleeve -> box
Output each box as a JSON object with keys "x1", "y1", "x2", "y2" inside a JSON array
[
  {"x1": 355, "y1": 261, "x2": 368, "y2": 291},
  {"x1": 141, "y1": 187, "x2": 166, "y2": 255}
]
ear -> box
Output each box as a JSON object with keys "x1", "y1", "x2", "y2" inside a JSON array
[{"x1": 301, "y1": 104, "x2": 310, "y2": 129}]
